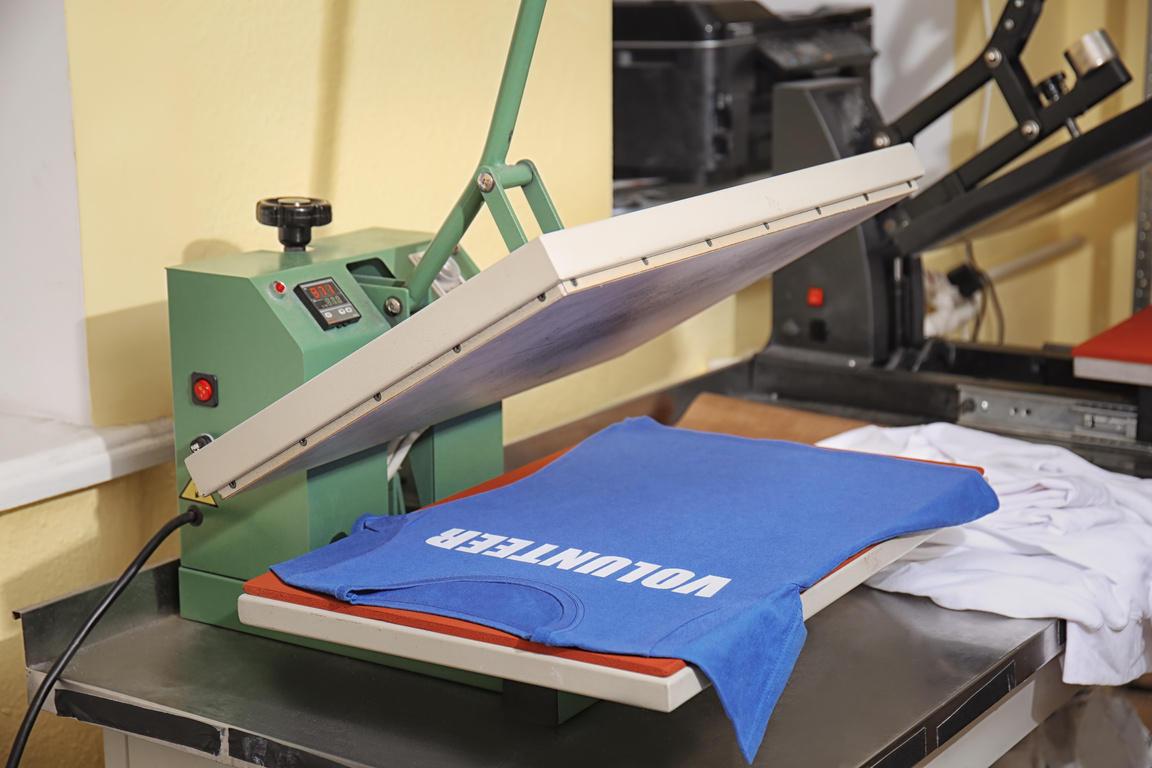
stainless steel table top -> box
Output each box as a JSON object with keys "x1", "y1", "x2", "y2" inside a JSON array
[{"x1": 19, "y1": 560, "x2": 1061, "y2": 768}]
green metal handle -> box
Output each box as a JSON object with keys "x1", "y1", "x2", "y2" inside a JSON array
[
  {"x1": 479, "y1": 0, "x2": 547, "y2": 168},
  {"x1": 408, "y1": 0, "x2": 552, "y2": 309}
]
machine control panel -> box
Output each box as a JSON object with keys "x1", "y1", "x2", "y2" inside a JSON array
[{"x1": 295, "y1": 277, "x2": 361, "y2": 330}]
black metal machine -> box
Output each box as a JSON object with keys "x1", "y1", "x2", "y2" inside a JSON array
[
  {"x1": 613, "y1": 1, "x2": 874, "y2": 185},
  {"x1": 757, "y1": 0, "x2": 1152, "y2": 473}
]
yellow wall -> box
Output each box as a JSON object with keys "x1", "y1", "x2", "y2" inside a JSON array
[
  {"x1": 64, "y1": 0, "x2": 1152, "y2": 437},
  {"x1": 6, "y1": 5, "x2": 732, "y2": 763},
  {"x1": 939, "y1": 0, "x2": 1148, "y2": 347},
  {"x1": 5, "y1": 3, "x2": 618, "y2": 766},
  {"x1": 66, "y1": 0, "x2": 739, "y2": 444},
  {"x1": 0, "y1": 464, "x2": 176, "y2": 768}
]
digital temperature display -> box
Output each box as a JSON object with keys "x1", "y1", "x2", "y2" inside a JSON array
[{"x1": 294, "y1": 277, "x2": 361, "y2": 330}]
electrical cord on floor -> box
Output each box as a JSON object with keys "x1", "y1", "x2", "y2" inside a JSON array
[{"x1": 5, "y1": 505, "x2": 204, "y2": 768}]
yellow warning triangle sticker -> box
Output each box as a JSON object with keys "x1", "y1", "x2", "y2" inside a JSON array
[{"x1": 180, "y1": 478, "x2": 218, "y2": 507}]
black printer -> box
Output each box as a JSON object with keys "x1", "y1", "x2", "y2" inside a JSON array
[{"x1": 613, "y1": 1, "x2": 875, "y2": 185}]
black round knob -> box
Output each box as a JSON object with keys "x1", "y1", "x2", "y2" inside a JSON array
[
  {"x1": 189, "y1": 433, "x2": 214, "y2": 452},
  {"x1": 1035, "y1": 73, "x2": 1068, "y2": 105},
  {"x1": 256, "y1": 197, "x2": 332, "y2": 252}
]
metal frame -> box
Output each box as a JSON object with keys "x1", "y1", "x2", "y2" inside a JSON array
[
  {"x1": 407, "y1": 0, "x2": 563, "y2": 308},
  {"x1": 891, "y1": 98, "x2": 1152, "y2": 256},
  {"x1": 876, "y1": 0, "x2": 1131, "y2": 241},
  {"x1": 767, "y1": 0, "x2": 1138, "y2": 370}
]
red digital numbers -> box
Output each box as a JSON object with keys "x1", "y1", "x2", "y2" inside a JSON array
[{"x1": 308, "y1": 282, "x2": 336, "y2": 301}]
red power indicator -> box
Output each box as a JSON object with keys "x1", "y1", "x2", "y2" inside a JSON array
[{"x1": 193, "y1": 378, "x2": 214, "y2": 402}]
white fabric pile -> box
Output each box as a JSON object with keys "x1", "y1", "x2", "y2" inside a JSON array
[{"x1": 817, "y1": 422, "x2": 1152, "y2": 685}]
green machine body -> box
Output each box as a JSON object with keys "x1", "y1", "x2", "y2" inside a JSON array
[
  {"x1": 166, "y1": 0, "x2": 595, "y2": 704},
  {"x1": 167, "y1": 225, "x2": 504, "y2": 684}
]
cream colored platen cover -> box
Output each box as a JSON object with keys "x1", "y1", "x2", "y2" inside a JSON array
[{"x1": 188, "y1": 145, "x2": 923, "y2": 499}]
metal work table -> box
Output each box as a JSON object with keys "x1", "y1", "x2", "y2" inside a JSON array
[{"x1": 18, "y1": 559, "x2": 1071, "y2": 768}]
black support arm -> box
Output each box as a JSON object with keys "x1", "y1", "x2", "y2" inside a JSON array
[{"x1": 878, "y1": 0, "x2": 1043, "y2": 147}]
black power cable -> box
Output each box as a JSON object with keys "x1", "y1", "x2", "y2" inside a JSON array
[
  {"x1": 5, "y1": 506, "x2": 203, "y2": 768},
  {"x1": 957, "y1": 240, "x2": 1007, "y2": 344},
  {"x1": 982, "y1": 271, "x2": 1006, "y2": 345}
]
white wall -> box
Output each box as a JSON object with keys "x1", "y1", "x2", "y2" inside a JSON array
[
  {"x1": 0, "y1": 0, "x2": 90, "y2": 424},
  {"x1": 765, "y1": 0, "x2": 957, "y2": 183}
]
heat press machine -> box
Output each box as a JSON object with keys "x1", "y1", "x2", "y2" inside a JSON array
[
  {"x1": 171, "y1": 0, "x2": 923, "y2": 711},
  {"x1": 750, "y1": 0, "x2": 1152, "y2": 475}
]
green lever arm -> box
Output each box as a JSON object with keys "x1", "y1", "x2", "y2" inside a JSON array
[{"x1": 407, "y1": 0, "x2": 557, "y2": 309}]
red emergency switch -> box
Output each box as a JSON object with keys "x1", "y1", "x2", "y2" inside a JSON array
[
  {"x1": 191, "y1": 372, "x2": 218, "y2": 407},
  {"x1": 806, "y1": 286, "x2": 825, "y2": 307}
]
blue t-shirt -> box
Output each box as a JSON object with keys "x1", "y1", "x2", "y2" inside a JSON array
[{"x1": 273, "y1": 418, "x2": 998, "y2": 761}]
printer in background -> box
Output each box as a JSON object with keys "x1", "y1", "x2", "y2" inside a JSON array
[{"x1": 613, "y1": 1, "x2": 874, "y2": 188}]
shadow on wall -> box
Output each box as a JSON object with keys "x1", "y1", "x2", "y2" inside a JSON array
[
  {"x1": 86, "y1": 302, "x2": 172, "y2": 428},
  {"x1": 86, "y1": 239, "x2": 242, "y2": 429},
  {"x1": 0, "y1": 462, "x2": 177, "y2": 767},
  {"x1": 182, "y1": 238, "x2": 241, "y2": 265},
  {"x1": 734, "y1": 276, "x2": 773, "y2": 355}
]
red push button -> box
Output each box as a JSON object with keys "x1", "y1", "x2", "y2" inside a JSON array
[
  {"x1": 193, "y1": 378, "x2": 213, "y2": 402},
  {"x1": 191, "y1": 372, "x2": 218, "y2": 407},
  {"x1": 806, "y1": 286, "x2": 824, "y2": 307}
]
